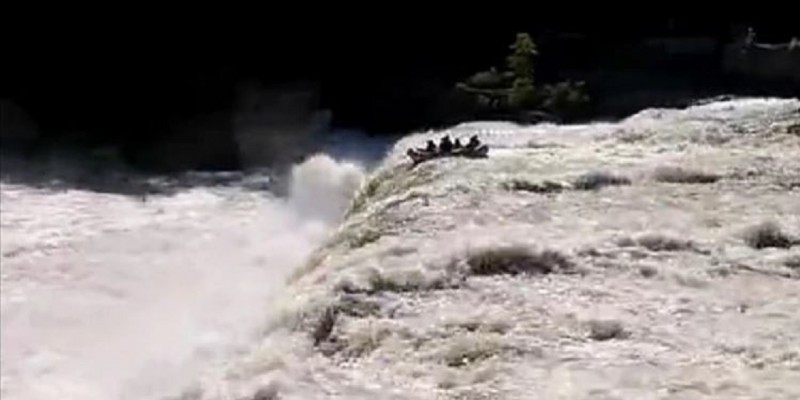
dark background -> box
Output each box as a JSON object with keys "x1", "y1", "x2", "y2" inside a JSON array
[{"x1": 2, "y1": 15, "x2": 799, "y2": 170}]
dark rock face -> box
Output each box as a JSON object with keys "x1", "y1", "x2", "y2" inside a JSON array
[
  {"x1": 0, "y1": 99, "x2": 39, "y2": 152},
  {"x1": 722, "y1": 42, "x2": 800, "y2": 86},
  {"x1": 138, "y1": 111, "x2": 241, "y2": 171},
  {"x1": 128, "y1": 83, "x2": 331, "y2": 172},
  {"x1": 233, "y1": 82, "x2": 331, "y2": 169}
]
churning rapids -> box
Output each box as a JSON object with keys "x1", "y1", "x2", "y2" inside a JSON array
[
  {"x1": 2, "y1": 98, "x2": 800, "y2": 400},
  {"x1": 0, "y1": 132, "x2": 382, "y2": 400}
]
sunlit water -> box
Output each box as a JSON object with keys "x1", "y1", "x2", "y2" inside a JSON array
[
  {"x1": 198, "y1": 98, "x2": 800, "y2": 399},
  {"x1": 0, "y1": 149, "x2": 370, "y2": 400},
  {"x1": 3, "y1": 99, "x2": 800, "y2": 399}
]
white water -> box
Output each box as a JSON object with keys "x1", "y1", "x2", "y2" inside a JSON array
[
  {"x1": 3, "y1": 98, "x2": 799, "y2": 400},
  {"x1": 195, "y1": 98, "x2": 800, "y2": 399},
  {"x1": 0, "y1": 152, "x2": 367, "y2": 400}
]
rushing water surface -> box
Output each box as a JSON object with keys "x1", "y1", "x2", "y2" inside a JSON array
[
  {"x1": 3, "y1": 100, "x2": 800, "y2": 399},
  {"x1": 0, "y1": 139, "x2": 373, "y2": 399}
]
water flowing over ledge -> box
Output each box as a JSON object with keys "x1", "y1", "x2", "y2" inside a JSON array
[
  {"x1": 187, "y1": 98, "x2": 800, "y2": 399},
  {"x1": 0, "y1": 153, "x2": 366, "y2": 400}
]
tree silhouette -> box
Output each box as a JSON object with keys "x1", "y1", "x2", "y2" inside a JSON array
[{"x1": 507, "y1": 33, "x2": 538, "y2": 109}]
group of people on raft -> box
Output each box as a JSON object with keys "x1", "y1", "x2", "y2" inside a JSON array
[{"x1": 406, "y1": 135, "x2": 489, "y2": 164}]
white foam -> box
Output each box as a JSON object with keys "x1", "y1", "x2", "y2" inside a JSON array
[
  {"x1": 203, "y1": 97, "x2": 800, "y2": 399},
  {"x1": 0, "y1": 155, "x2": 365, "y2": 400}
]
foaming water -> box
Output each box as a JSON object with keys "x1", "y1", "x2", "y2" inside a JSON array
[
  {"x1": 177, "y1": 98, "x2": 800, "y2": 399},
  {"x1": 0, "y1": 153, "x2": 366, "y2": 400}
]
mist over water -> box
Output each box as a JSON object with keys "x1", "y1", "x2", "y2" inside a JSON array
[{"x1": 0, "y1": 141, "x2": 375, "y2": 399}]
